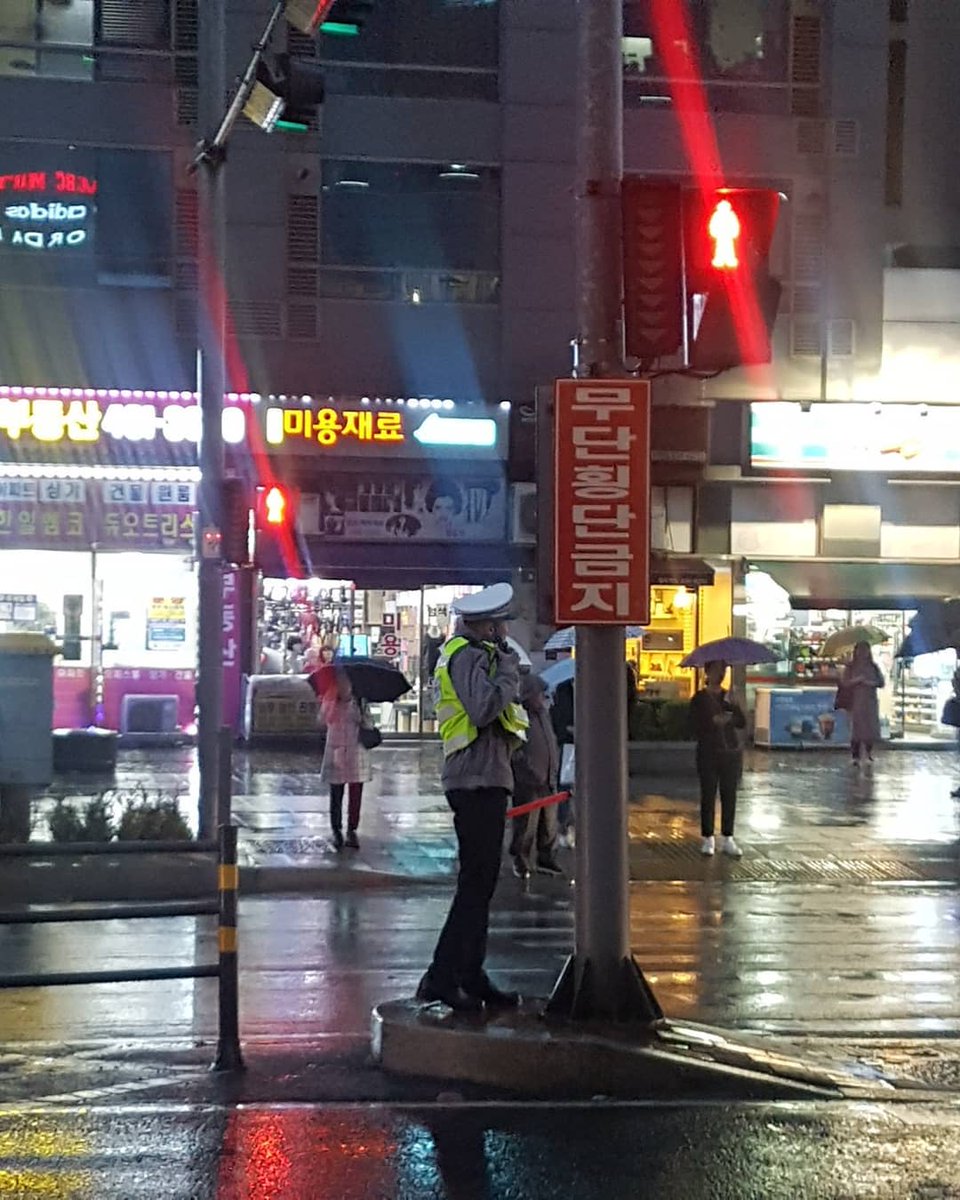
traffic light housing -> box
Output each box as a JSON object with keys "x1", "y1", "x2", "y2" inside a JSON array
[
  {"x1": 684, "y1": 188, "x2": 783, "y2": 371},
  {"x1": 245, "y1": 55, "x2": 325, "y2": 133},
  {"x1": 221, "y1": 478, "x2": 252, "y2": 566},
  {"x1": 620, "y1": 181, "x2": 783, "y2": 372},
  {"x1": 622, "y1": 180, "x2": 685, "y2": 363},
  {"x1": 319, "y1": 1, "x2": 376, "y2": 36}
]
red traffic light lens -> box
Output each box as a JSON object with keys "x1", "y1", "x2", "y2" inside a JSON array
[
  {"x1": 708, "y1": 199, "x2": 741, "y2": 270},
  {"x1": 264, "y1": 486, "x2": 286, "y2": 525}
]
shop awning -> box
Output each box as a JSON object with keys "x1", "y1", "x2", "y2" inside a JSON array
[
  {"x1": 258, "y1": 538, "x2": 535, "y2": 587},
  {"x1": 748, "y1": 558, "x2": 960, "y2": 609},
  {"x1": 649, "y1": 554, "x2": 715, "y2": 588}
]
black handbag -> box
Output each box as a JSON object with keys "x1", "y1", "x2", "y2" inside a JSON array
[
  {"x1": 941, "y1": 696, "x2": 960, "y2": 728},
  {"x1": 834, "y1": 684, "x2": 853, "y2": 711},
  {"x1": 359, "y1": 726, "x2": 383, "y2": 750}
]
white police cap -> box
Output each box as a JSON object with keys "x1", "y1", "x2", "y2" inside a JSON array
[{"x1": 452, "y1": 583, "x2": 514, "y2": 621}]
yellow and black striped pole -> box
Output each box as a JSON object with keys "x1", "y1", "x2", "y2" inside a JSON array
[{"x1": 213, "y1": 822, "x2": 244, "y2": 1071}]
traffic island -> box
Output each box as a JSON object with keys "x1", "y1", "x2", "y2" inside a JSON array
[{"x1": 372, "y1": 999, "x2": 924, "y2": 1102}]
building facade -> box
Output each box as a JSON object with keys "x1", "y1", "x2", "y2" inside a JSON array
[{"x1": 0, "y1": 0, "x2": 958, "y2": 737}]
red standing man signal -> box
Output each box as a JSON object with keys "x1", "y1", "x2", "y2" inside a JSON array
[{"x1": 708, "y1": 198, "x2": 741, "y2": 270}]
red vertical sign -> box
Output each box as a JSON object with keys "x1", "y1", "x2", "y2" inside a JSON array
[
  {"x1": 553, "y1": 379, "x2": 651, "y2": 625},
  {"x1": 222, "y1": 570, "x2": 242, "y2": 732}
]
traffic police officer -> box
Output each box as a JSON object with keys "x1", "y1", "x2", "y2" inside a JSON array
[{"x1": 417, "y1": 583, "x2": 529, "y2": 1011}]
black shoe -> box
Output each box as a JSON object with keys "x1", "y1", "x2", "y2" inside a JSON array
[
  {"x1": 331, "y1": 829, "x2": 344, "y2": 850},
  {"x1": 415, "y1": 974, "x2": 482, "y2": 1013},
  {"x1": 511, "y1": 856, "x2": 530, "y2": 879},
  {"x1": 462, "y1": 972, "x2": 521, "y2": 1009},
  {"x1": 536, "y1": 859, "x2": 564, "y2": 877},
  {"x1": 345, "y1": 830, "x2": 360, "y2": 849},
  {"x1": 951, "y1": 786, "x2": 960, "y2": 798}
]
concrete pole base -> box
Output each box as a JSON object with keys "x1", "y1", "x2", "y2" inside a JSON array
[{"x1": 545, "y1": 953, "x2": 664, "y2": 1023}]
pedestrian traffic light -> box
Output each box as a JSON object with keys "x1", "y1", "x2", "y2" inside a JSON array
[
  {"x1": 621, "y1": 180, "x2": 685, "y2": 363},
  {"x1": 244, "y1": 54, "x2": 325, "y2": 133},
  {"x1": 221, "y1": 478, "x2": 252, "y2": 566},
  {"x1": 257, "y1": 485, "x2": 291, "y2": 528},
  {"x1": 684, "y1": 188, "x2": 783, "y2": 371}
]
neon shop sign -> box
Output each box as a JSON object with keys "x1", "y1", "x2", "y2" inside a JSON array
[{"x1": 0, "y1": 171, "x2": 97, "y2": 252}]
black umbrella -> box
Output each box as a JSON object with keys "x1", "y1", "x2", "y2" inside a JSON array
[{"x1": 309, "y1": 656, "x2": 413, "y2": 703}]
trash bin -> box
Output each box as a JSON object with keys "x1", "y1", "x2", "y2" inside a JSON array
[{"x1": 0, "y1": 632, "x2": 57, "y2": 787}]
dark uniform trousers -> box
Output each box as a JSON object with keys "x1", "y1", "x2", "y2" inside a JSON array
[{"x1": 429, "y1": 786, "x2": 509, "y2": 989}]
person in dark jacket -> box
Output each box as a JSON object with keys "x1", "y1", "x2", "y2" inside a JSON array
[
  {"x1": 689, "y1": 659, "x2": 746, "y2": 858},
  {"x1": 510, "y1": 673, "x2": 562, "y2": 879}
]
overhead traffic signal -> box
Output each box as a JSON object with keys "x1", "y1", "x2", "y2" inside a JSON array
[
  {"x1": 285, "y1": 0, "x2": 375, "y2": 36},
  {"x1": 244, "y1": 54, "x2": 326, "y2": 133},
  {"x1": 317, "y1": 1, "x2": 376, "y2": 36}
]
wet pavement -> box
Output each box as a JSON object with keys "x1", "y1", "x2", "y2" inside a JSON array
[
  {"x1": 0, "y1": 1100, "x2": 960, "y2": 1199},
  {"x1": 1, "y1": 744, "x2": 960, "y2": 1195}
]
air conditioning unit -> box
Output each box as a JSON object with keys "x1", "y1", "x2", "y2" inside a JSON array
[
  {"x1": 120, "y1": 694, "x2": 179, "y2": 734},
  {"x1": 510, "y1": 483, "x2": 537, "y2": 545}
]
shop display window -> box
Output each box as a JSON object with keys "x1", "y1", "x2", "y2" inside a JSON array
[
  {"x1": 743, "y1": 570, "x2": 955, "y2": 742},
  {"x1": 258, "y1": 577, "x2": 481, "y2": 732}
]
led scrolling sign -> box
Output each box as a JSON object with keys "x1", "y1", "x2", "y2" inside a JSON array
[{"x1": 0, "y1": 171, "x2": 97, "y2": 253}]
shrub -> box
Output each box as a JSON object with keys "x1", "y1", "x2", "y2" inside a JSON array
[
  {"x1": 658, "y1": 700, "x2": 693, "y2": 742},
  {"x1": 117, "y1": 791, "x2": 192, "y2": 841},
  {"x1": 48, "y1": 794, "x2": 117, "y2": 842},
  {"x1": 48, "y1": 799, "x2": 86, "y2": 843}
]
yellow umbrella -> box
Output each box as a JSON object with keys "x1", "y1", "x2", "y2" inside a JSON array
[{"x1": 821, "y1": 625, "x2": 888, "y2": 657}]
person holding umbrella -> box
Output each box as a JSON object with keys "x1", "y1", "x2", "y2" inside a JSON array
[
  {"x1": 689, "y1": 660, "x2": 746, "y2": 857},
  {"x1": 682, "y1": 637, "x2": 776, "y2": 858},
  {"x1": 318, "y1": 667, "x2": 373, "y2": 850},
  {"x1": 310, "y1": 656, "x2": 412, "y2": 850},
  {"x1": 416, "y1": 583, "x2": 529, "y2": 1012},
  {"x1": 841, "y1": 639, "x2": 884, "y2": 767}
]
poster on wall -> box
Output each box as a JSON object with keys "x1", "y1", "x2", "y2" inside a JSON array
[
  {"x1": 313, "y1": 470, "x2": 507, "y2": 542},
  {"x1": 146, "y1": 597, "x2": 187, "y2": 650}
]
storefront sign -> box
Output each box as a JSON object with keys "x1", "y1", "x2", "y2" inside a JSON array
[
  {"x1": 308, "y1": 469, "x2": 507, "y2": 543},
  {"x1": 101, "y1": 667, "x2": 194, "y2": 733},
  {"x1": 263, "y1": 402, "x2": 505, "y2": 460},
  {"x1": 553, "y1": 380, "x2": 651, "y2": 625},
  {"x1": 751, "y1": 402, "x2": 960, "y2": 473},
  {"x1": 0, "y1": 170, "x2": 97, "y2": 254},
  {"x1": 222, "y1": 571, "x2": 242, "y2": 733},
  {"x1": 0, "y1": 390, "x2": 507, "y2": 466},
  {"x1": 0, "y1": 489, "x2": 194, "y2": 552},
  {"x1": 146, "y1": 597, "x2": 187, "y2": 650}
]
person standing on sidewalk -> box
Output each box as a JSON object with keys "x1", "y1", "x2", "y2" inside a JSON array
[
  {"x1": 510, "y1": 672, "x2": 563, "y2": 880},
  {"x1": 689, "y1": 659, "x2": 745, "y2": 858},
  {"x1": 416, "y1": 583, "x2": 529, "y2": 1012},
  {"x1": 319, "y1": 668, "x2": 371, "y2": 850},
  {"x1": 842, "y1": 640, "x2": 884, "y2": 766}
]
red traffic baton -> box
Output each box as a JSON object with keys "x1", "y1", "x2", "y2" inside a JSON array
[{"x1": 507, "y1": 790, "x2": 570, "y2": 820}]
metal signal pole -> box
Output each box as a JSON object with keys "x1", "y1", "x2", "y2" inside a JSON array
[
  {"x1": 546, "y1": 0, "x2": 662, "y2": 1022},
  {"x1": 195, "y1": 0, "x2": 228, "y2": 838}
]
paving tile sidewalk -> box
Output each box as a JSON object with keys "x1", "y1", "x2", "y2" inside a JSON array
[{"x1": 38, "y1": 741, "x2": 960, "y2": 886}]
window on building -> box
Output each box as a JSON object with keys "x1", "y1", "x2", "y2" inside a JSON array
[
  {"x1": 321, "y1": 161, "x2": 500, "y2": 273},
  {"x1": 0, "y1": 0, "x2": 170, "y2": 81},
  {"x1": 623, "y1": 0, "x2": 789, "y2": 87}
]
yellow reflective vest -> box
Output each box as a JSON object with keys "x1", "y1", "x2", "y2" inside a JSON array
[{"x1": 434, "y1": 635, "x2": 528, "y2": 758}]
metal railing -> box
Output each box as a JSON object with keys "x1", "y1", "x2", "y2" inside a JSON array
[{"x1": 0, "y1": 729, "x2": 243, "y2": 1073}]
